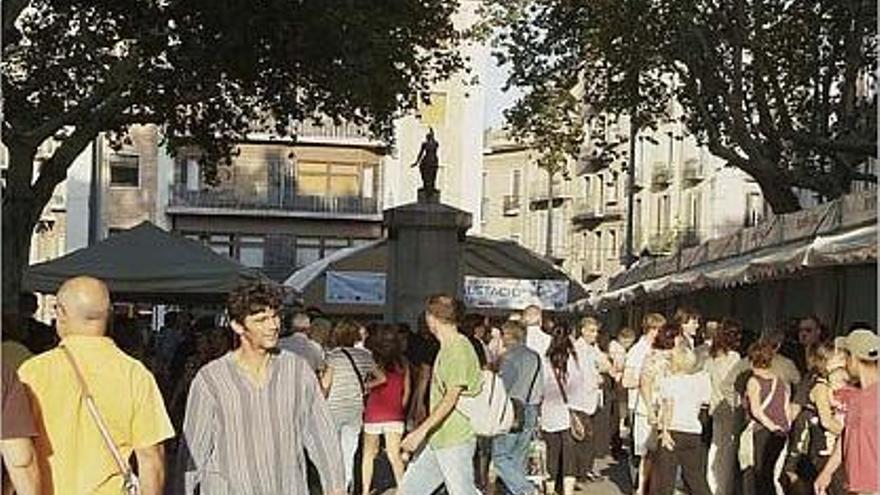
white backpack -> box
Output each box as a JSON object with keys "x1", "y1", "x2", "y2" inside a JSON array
[{"x1": 457, "y1": 369, "x2": 515, "y2": 436}]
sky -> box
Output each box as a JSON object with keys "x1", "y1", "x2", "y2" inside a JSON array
[{"x1": 482, "y1": 56, "x2": 522, "y2": 131}]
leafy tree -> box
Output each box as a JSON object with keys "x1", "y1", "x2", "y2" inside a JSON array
[
  {"x1": 480, "y1": 0, "x2": 877, "y2": 214},
  {"x1": 2, "y1": 0, "x2": 462, "y2": 307},
  {"x1": 504, "y1": 85, "x2": 583, "y2": 259}
]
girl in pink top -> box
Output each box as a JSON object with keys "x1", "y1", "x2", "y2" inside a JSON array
[{"x1": 362, "y1": 324, "x2": 410, "y2": 494}]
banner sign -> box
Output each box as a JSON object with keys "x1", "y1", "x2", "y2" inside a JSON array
[
  {"x1": 463, "y1": 276, "x2": 569, "y2": 310},
  {"x1": 325, "y1": 271, "x2": 386, "y2": 305}
]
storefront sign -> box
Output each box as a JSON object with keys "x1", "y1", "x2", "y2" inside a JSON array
[
  {"x1": 463, "y1": 276, "x2": 569, "y2": 310},
  {"x1": 325, "y1": 271, "x2": 386, "y2": 305}
]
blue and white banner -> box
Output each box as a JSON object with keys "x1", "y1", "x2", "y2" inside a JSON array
[
  {"x1": 325, "y1": 271, "x2": 386, "y2": 305},
  {"x1": 463, "y1": 276, "x2": 570, "y2": 310}
]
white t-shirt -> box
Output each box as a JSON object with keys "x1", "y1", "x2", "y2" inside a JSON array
[
  {"x1": 572, "y1": 339, "x2": 603, "y2": 414},
  {"x1": 540, "y1": 354, "x2": 581, "y2": 432},
  {"x1": 659, "y1": 371, "x2": 711, "y2": 434},
  {"x1": 624, "y1": 337, "x2": 652, "y2": 409}
]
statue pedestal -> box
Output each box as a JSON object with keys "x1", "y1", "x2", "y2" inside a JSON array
[{"x1": 383, "y1": 200, "x2": 472, "y2": 330}]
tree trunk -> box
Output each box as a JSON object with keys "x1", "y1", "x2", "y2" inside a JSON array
[
  {"x1": 751, "y1": 169, "x2": 802, "y2": 214},
  {"x1": 2, "y1": 145, "x2": 41, "y2": 311},
  {"x1": 545, "y1": 170, "x2": 554, "y2": 258}
]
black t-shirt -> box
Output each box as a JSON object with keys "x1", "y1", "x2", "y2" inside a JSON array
[
  {"x1": 406, "y1": 331, "x2": 440, "y2": 368},
  {"x1": 465, "y1": 334, "x2": 488, "y2": 368},
  {"x1": 406, "y1": 332, "x2": 440, "y2": 409}
]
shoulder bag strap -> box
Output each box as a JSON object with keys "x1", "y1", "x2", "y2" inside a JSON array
[
  {"x1": 524, "y1": 352, "x2": 540, "y2": 404},
  {"x1": 60, "y1": 345, "x2": 133, "y2": 480},
  {"x1": 553, "y1": 366, "x2": 570, "y2": 405},
  {"x1": 760, "y1": 376, "x2": 778, "y2": 410},
  {"x1": 340, "y1": 348, "x2": 365, "y2": 397}
]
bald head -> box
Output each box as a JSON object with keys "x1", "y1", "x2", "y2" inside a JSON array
[{"x1": 56, "y1": 276, "x2": 110, "y2": 336}]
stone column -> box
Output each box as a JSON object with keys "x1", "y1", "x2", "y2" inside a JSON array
[{"x1": 383, "y1": 199, "x2": 472, "y2": 330}]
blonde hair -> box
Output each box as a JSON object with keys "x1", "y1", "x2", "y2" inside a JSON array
[
  {"x1": 642, "y1": 313, "x2": 667, "y2": 332},
  {"x1": 579, "y1": 316, "x2": 600, "y2": 332},
  {"x1": 670, "y1": 345, "x2": 698, "y2": 374}
]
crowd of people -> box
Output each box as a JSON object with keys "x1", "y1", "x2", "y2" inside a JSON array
[{"x1": 1, "y1": 276, "x2": 878, "y2": 495}]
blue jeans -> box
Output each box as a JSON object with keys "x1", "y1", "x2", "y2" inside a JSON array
[
  {"x1": 492, "y1": 404, "x2": 539, "y2": 495},
  {"x1": 399, "y1": 439, "x2": 480, "y2": 495}
]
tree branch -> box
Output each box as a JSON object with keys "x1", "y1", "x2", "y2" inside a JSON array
[{"x1": 2, "y1": 0, "x2": 28, "y2": 44}]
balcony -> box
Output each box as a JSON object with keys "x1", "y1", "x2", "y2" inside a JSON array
[
  {"x1": 167, "y1": 184, "x2": 381, "y2": 218},
  {"x1": 682, "y1": 159, "x2": 704, "y2": 185},
  {"x1": 648, "y1": 231, "x2": 676, "y2": 255},
  {"x1": 571, "y1": 199, "x2": 624, "y2": 228},
  {"x1": 680, "y1": 227, "x2": 701, "y2": 248},
  {"x1": 651, "y1": 163, "x2": 672, "y2": 191},
  {"x1": 503, "y1": 195, "x2": 521, "y2": 216}
]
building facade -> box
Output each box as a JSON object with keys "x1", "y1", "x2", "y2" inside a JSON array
[{"x1": 482, "y1": 115, "x2": 766, "y2": 298}]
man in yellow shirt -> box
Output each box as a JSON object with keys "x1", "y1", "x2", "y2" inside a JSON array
[{"x1": 19, "y1": 276, "x2": 173, "y2": 495}]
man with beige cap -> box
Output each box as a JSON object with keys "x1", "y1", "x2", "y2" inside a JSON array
[
  {"x1": 19, "y1": 276, "x2": 173, "y2": 495},
  {"x1": 815, "y1": 328, "x2": 879, "y2": 495}
]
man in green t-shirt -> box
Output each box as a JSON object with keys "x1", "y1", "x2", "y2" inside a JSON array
[{"x1": 400, "y1": 294, "x2": 482, "y2": 494}]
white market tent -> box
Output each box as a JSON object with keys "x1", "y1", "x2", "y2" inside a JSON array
[
  {"x1": 284, "y1": 235, "x2": 588, "y2": 315},
  {"x1": 24, "y1": 222, "x2": 272, "y2": 303}
]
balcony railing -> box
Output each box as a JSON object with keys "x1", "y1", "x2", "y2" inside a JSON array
[
  {"x1": 571, "y1": 199, "x2": 624, "y2": 226},
  {"x1": 503, "y1": 195, "x2": 521, "y2": 216},
  {"x1": 648, "y1": 231, "x2": 676, "y2": 254},
  {"x1": 168, "y1": 184, "x2": 380, "y2": 216},
  {"x1": 651, "y1": 164, "x2": 672, "y2": 190},
  {"x1": 682, "y1": 159, "x2": 704, "y2": 185}
]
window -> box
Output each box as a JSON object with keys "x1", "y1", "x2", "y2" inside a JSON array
[
  {"x1": 323, "y1": 238, "x2": 351, "y2": 257},
  {"x1": 481, "y1": 172, "x2": 489, "y2": 224},
  {"x1": 692, "y1": 192, "x2": 702, "y2": 230},
  {"x1": 209, "y1": 234, "x2": 233, "y2": 258},
  {"x1": 609, "y1": 230, "x2": 618, "y2": 260},
  {"x1": 661, "y1": 194, "x2": 671, "y2": 231},
  {"x1": 512, "y1": 170, "x2": 522, "y2": 197},
  {"x1": 109, "y1": 154, "x2": 140, "y2": 188},
  {"x1": 297, "y1": 162, "x2": 362, "y2": 197},
  {"x1": 594, "y1": 231, "x2": 603, "y2": 271},
  {"x1": 745, "y1": 192, "x2": 763, "y2": 227},
  {"x1": 238, "y1": 236, "x2": 264, "y2": 268},
  {"x1": 295, "y1": 237, "x2": 321, "y2": 267}
]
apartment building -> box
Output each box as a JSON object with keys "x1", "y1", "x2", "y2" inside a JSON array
[
  {"x1": 482, "y1": 113, "x2": 765, "y2": 298},
  {"x1": 23, "y1": 121, "x2": 384, "y2": 283},
  {"x1": 574, "y1": 111, "x2": 765, "y2": 296},
  {"x1": 482, "y1": 129, "x2": 580, "y2": 273},
  {"x1": 165, "y1": 122, "x2": 386, "y2": 281}
]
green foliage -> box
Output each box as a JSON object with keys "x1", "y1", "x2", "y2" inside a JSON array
[
  {"x1": 3, "y1": 0, "x2": 462, "y2": 186},
  {"x1": 0, "y1": 0, "x2": 463, "y2": 306},
  {"x1": 480, "y1": 0, "x2": 877, "y2": 213}
]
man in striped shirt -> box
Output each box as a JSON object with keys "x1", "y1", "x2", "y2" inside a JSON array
[{"x1": 176, "y1": 282, "x2": 345, "y2": 494}]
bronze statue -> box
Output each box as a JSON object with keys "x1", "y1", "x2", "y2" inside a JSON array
[{"x1": 411, "y1": 128, "x2": 439, "y2": 193}]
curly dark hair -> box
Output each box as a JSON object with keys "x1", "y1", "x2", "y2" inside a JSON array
[
  {"x1": 365, "y1": 323, "x2": 405, "y2": 372},
  {"x1": 226, "y1": 282, "x2": 282, "y2": 324}
]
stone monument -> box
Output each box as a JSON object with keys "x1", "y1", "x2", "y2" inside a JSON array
[
  {"x1": 386, "y1": 132, "x2": 471, "y2": 329},
  {"x1": 411, "y1": 128, "x2": 441, "y2": 203}
]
